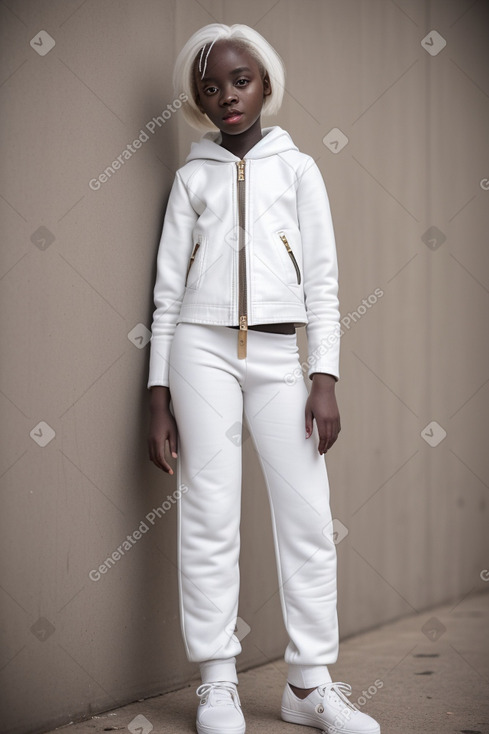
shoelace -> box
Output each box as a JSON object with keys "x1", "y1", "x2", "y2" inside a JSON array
[
  {"x1": 196, "y1": 682, "x2": 241, "y2": 707},
  {"x1": 317, "y1": 681, "x2": 356, "y2": 709}
]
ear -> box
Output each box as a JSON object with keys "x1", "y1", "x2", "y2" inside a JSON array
[{"x1": 263, "y1": 73, "x2": 272, "y2": 98}]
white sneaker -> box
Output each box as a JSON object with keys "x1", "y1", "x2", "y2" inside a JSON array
[
  {"x1": 196, "y1": 681, "x2": 246, "y2": 734},
  {"x1": 281, "y1": 681, "x2": 380, "y2": 734}
]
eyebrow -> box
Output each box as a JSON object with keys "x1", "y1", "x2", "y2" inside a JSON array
[{"x1": 201, "y1": 66, "x2": 252, "y2": 82}]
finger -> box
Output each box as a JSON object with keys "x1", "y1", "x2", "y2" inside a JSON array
[
  {"x1": 318, "y1": 422, "x2": 334, "y2": 454},
  {"x1": 150, "y1": 440, "x2": 174, "y2": 474},
  {"x1": 163, "y1": 438, "x2": 177, "y2": 473},
  {"x1": 330, "y1": 424, "x2": 340, "y2": 446},
  {"x1": 319, "y1": 436, "x2": 329, "y2": 455},
  {"x1": 321, "y1": 422, "x2": 340, "y2": 453},
  {"x1": 152, "y1": 452, "x2": 172, "y2": 473},
  {"x1": 158, "y1": 454, "x2": 174, "y2": 474},
  {"x1": 161, "y1": 439, "x2": 175, "y2": 474},
  {"x1": 169, "y1": 427, "x2": 179, "y2": 458},
  {"x1": 314, "y1": 417, "x2": 325, "y2": 453},
  {"x1": 305, "y1": 408, "x2": 314, "y2": 439}
]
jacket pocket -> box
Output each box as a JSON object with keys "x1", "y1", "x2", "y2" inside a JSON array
[
  {"x1": 277, "y1": 231, "x2": 301, "y2": 285},
  {"x1": 185, "y1": 234, "x2": 206, "y2": 289}
]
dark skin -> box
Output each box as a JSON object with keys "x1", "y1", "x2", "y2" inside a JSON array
[{"x1": 148, "y1": 42, "x2": 341, "y2": 696}]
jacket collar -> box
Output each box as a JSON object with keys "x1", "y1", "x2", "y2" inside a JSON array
[{"x1": 185, "y1": 125, "x2": 299, "y2": 163}]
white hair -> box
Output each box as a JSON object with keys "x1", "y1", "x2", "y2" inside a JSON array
[{"x1": 172, "y1": 23, "x2": 286, "y2": 132}]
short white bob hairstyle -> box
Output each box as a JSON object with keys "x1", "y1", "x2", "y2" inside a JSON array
[{"x1": 172, "y1": 23, "x2": 286, "y2": 132}]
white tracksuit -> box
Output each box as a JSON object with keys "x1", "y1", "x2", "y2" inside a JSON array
[{"x1": 148, "y1": 126, "x2": 340, "y2": 687}]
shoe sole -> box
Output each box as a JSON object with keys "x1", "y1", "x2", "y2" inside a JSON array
[
  {"x1": 196, "y1": 721, "x2": 246, "y2": 734},
  {"x1": 282, "y1": 706, "x2": 380, "y2": 734}
]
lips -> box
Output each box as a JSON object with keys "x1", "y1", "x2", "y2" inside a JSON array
[{"x1": 223, "y1": 110, "x2": 243, "y2": 121}]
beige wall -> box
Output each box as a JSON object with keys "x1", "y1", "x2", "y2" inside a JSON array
[{"x1": 1, "y1": 1, "x2": 488, "y2": 732}]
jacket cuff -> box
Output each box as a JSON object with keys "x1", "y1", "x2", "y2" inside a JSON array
[
  {"x1": 308, "y1": 367, "x2": 340, "y2": 382},
  {"x1": 309, "y1": 371, "x2": 339, "y2": 382},
  {"x1": 147, "y1": 339, "x2": 170, "y2": 389},
  {"x1": 305, "y1": 324, "x2": 341, "y2": 382}
]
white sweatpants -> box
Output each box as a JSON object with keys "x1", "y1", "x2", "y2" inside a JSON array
[{"x1": 168, "y1": 322, "x2": 338, "y2": 688}]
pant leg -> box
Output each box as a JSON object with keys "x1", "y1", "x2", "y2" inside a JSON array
[
  {"x1": 168, "y1": 323, "x2": 245, "y2": 683},
  {"x1": 242, "y1": 329, "x2": 339, "y2": 688}
]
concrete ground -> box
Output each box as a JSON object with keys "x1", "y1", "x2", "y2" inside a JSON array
[{"x1": 45, "y1": 591, "x2": 489, "y2": 734}]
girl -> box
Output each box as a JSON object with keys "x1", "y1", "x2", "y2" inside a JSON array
[{"x1": 147, "y1": 23, "x2": 380, "y2": 734}]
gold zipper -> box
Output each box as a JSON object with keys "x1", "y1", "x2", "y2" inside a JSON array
[
  {"x1": 184, "y1": 241, "x2": 200, "y2": 285},
  {"x1": 279, "y1": 232, "x2": 301, "y2": 284},
  {"x1": 237, "y1": 160, "x2": 247, "y2": 358}
]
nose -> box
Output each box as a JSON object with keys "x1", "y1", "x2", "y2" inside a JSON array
[{"x1": 220, "y1": 84, "x2": 238, "y2": 106}]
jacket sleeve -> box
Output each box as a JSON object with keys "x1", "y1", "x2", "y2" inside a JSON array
[
  {"x1": 147, "y1": 170, "x2": 198, "y2": 388},
  {"x1": 297, "y1": 156, "x2": 341, "y2": 381}
]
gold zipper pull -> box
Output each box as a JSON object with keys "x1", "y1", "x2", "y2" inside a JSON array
[
  {"x1": 185, "y1": 242, "x2": 200, "y2": 284},
  {"x1": 237, "y1": 160, "x2": 245, "y2": 181},
  {"x1": 279, "y1": 232, "x2": 301, "y2": 284},
  {"x1": 238, "y1": 315, "x2": 247, "y2": 359},
  {"x1": 280, "y1": 233, "x2": 292, "y2": 252},
  {"x1": 190, "y1": 242, "x2": 200, "y2": 261}
]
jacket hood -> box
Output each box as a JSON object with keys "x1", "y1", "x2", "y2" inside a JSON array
[{"x1": 185, "y1": 125, "x2": 299, "y2": 163}]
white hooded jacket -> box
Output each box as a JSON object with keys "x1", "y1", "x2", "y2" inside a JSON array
[{"x1": 147, "y1": 125, "x2": 340, "y2": 388}]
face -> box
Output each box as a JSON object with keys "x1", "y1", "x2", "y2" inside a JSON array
[{"x1": 193, "y1": 40, "x2": 271, "y2": 134}]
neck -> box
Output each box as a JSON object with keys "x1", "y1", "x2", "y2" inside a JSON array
[{"x1": 219, "y1": 117, "x2": 263, "y2": 158}]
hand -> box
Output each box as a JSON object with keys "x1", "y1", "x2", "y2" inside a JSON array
[
  {"x1": 305, "y1": 373, "x2": 341, "y2": 455},
  {"x1": 148, "y1": 387, "x2": 179, "y2": 473}
]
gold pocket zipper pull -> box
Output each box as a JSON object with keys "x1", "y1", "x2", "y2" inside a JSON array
[
  {"x1": 279, "y1": 233, "x2": 301, "y2": 284},
  {"x1": 185, "y1": 242, "x2": 200, "y2": 284},
  {"x1": 279, "y1": 233, "x2": 292, "y2": 252}
]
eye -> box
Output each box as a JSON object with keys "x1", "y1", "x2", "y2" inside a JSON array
[
  {"x1": 236, "y1": 78, "x2": 249, "y2": 86},
  {"x1": 204, "y1": 86, "x2": 218, "y2": 95}
]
